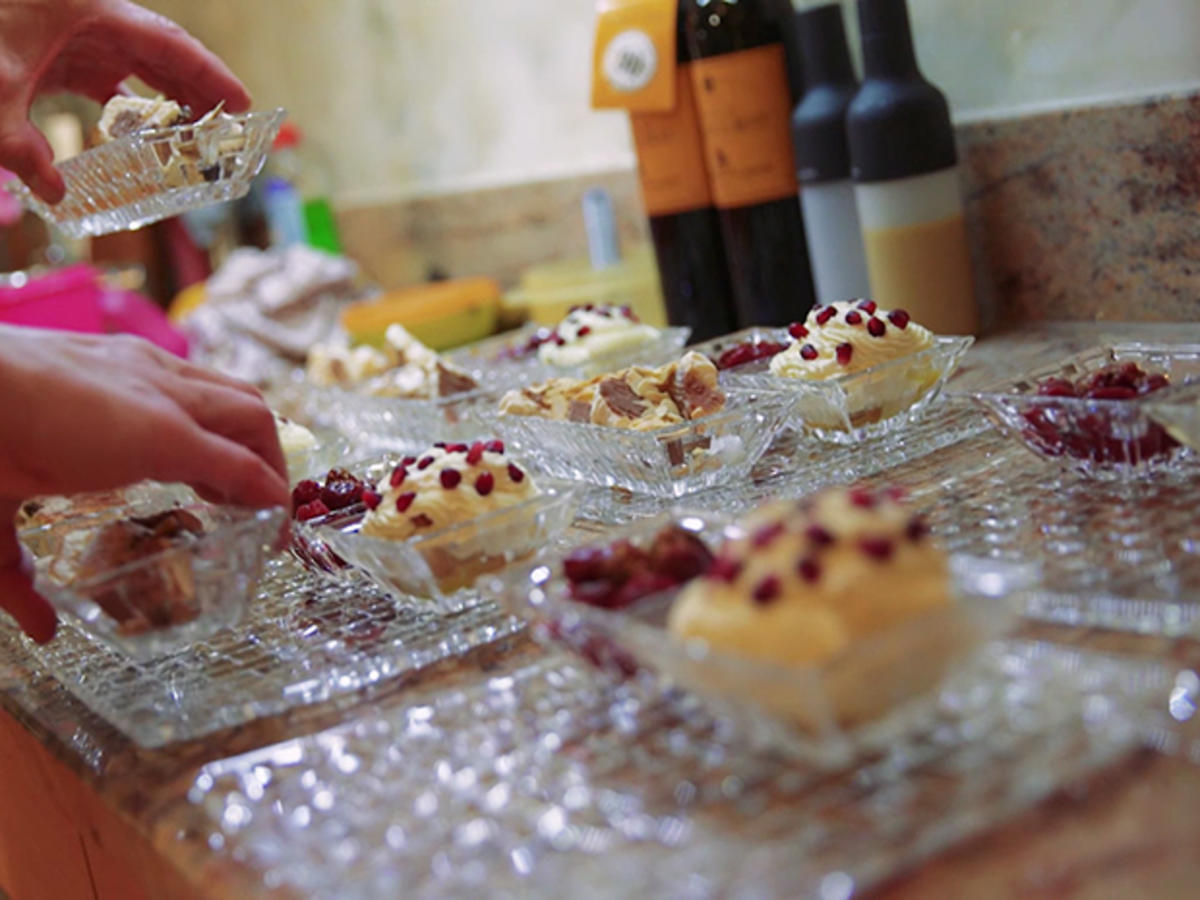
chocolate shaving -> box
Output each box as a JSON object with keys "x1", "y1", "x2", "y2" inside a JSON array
[
  {"x1": 668, "y1": 368, "x2": 724, "y2": 421},
  {"x1": 568, "y1": 399, "x2": 593, "y2": 423},
  {"x1": 599, "y1": 378, "x2": 648, "y2": 419},
  {"x1": 436, "y1": 363, "x2": 478, "y2": 398}
]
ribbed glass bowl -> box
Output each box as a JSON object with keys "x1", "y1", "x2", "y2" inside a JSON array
[
  {"x1": 488, "y1": 512, "x2": 1025, "y2": 767},
  {"x1": 495, "y1": 387, "x2": 790, "y2": 498},
  {"x1": 20, "y1": 504, "x2": 284, "y2": 662},
  {"x1": 967, "y1": 343, "x2": 1200, "y2": 479},
  {"x1": 714, "y1": 331, "x2": 974, "y2": 445},
  {"x1": 448, "y1": 323, "x2": 691, "y2": 387},
  {"x1": 291, "y1": 458, "x2": 580, "y2": 612},
  {"x1": 9, "y1": 109, "x2": 284, "y2": 237}
]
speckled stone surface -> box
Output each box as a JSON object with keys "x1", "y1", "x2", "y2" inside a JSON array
[{"x1": 960, "y1": 91, "x2": 1200, "y2": 328}]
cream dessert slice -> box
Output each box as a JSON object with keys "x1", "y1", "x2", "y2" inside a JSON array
[{"x1": 538, "y1": 305, "x2": 661, "y2": 368}]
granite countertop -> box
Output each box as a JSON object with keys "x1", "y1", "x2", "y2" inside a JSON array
[{"x1": 3, "y1": 321, "x2": 1200, "y2": 899}]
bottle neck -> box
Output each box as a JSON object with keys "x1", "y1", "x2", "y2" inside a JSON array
[
  {"x1": 797, "y1": 5, "x2": 856, "y2": 88},
  {"x1": 858, "y1": 0, "x2": 920, "y2": 80}
]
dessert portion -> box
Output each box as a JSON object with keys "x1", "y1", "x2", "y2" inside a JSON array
[
  {"x1": 499, "y1": 351, "x2": 725, "y2": 431},
  {"x1": 64, "y1": 509, "x2": 207, "y2": 635},
  {"x1": 562, "y1": 525, "x2": 714, "y2": 610},
  {"x1": 306, "y1": 324, "x2": 478, "y2": 399},
  {"x1": 291, "y1": 468, "x2": 370, "y2": 522},
  {"x1": 668, "y1": 486, "x2": 948, "y2": 670},
  {"x1": 97, "y1": 96, "x2": 187, "y2": 140},
  {"x1": 713, "y1": 337, "x2": 789, "y2": 372},
  {"x1": 360, "y1": 442, "x2": 535, "y2": 542},
  {"x1": 275, "y1": 414, "x2": 319, "y2": 479},
  {"x1": 769, "y1": 300, "x2": 934, "y2": 381},
  {"x1": 536, "y1": 305, "x2": 661, "y2": 367},
  {"x1": 1021, "y1": 362, "x2": 1178, "y2": 464}
]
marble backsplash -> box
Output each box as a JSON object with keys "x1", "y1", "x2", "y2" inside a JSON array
[{"x1": 334, "y1": 90, "x2": 1200, "y2": 329}]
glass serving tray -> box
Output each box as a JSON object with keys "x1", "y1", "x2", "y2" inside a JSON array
[
  {"x1": 9, "y1": 109, "x2": 284, "y2": 238},
  {"x1": 185, "y1": 643, "x2": 1164, "y2": 900},
  {"x1": 21, "y1": 556, "x2": 523, "y2": 748}
]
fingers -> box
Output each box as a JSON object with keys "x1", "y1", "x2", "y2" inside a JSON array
[
  {"x1": 147, "y1": 420, "x2": 289, "y2": 511},
  {"x1": 111, "y1": 3, "x2": 252, "y2": 113},
  {"x1": 0, "y1": 513, "x2": 56, "y2": 644},
  {"x1": 0, "y1": 119, "x2": 65, "y2": 204}
]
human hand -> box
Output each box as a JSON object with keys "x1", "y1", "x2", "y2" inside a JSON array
[
  {"x1": 0, "y1": 0, "x2": 251, "y2": 203},
  {"x1": 0, "y1": 326, "x2": 289, "y2": 642}
]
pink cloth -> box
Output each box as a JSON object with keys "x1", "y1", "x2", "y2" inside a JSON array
[{"x1": 0, "y1": 264, "x2": 188, "y2": 357}]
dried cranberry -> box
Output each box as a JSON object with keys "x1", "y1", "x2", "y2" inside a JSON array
[
  {"x1": 296, "y1": 499, "x2": 330, "y2": 522},
  {"x1": 787, "y1": 322, "x2": 809, "y2": 340},
  {"x1": 507, "y1": 463, "x2": 525, "y2": 483},
  {"x1": 867, "y1": 317, "x2": 886, "y2": 338},
  {"x1": 292, "y1": 479, "x2": 321, "y2": 510},
  {"x1": 752, "y1": 575, "x2": 782, "y2": 605},
  {"x1": 396, "y1": 492, "x2": 416, "y2": 513},
  {"x1": 564, "y1": 547, "x2": 611, "y2": 584},
  {"x1": 321, "y1": 478, "x2": 362, "y2": 511},
  {"x1": 888, "y1": 309, "x2": 911, "y2": 330},
  {"x1": 799, "y1": 344, "x2": 819, "y2": 361},
  {"x1": 857, "y1": 299, "x2": 878, "y2": 314},
  {"x1": 816, "y1": 307, "x2": 836, "y2": 326},
  {"x1": 475, "y1": 471, "x2": 495, "y2": 496},
  {"x1": 844, "y1": 310, "x2": 863, "y2": 325},
  {"x1": 836, "y1": 343, "x2": 854, "y2": 366},
  {"x1": 715, "y1": 340, "x2": 787, "y2": 370},
  {"x1": 612, "y1": 571, "x2": 676, "y2": 609},
  {"x1": 648, "y1": 526, "x2": 713, "y2": 583},
  {"x1": 440, "y1": 468, "x2": 462, "y2": 489},
  {"x1": 1086, "y1": 385, "x2": 1138, "y2": 400},
  {"x1": 1036, "y1": 377, "x2": 1076, "y2": 398}
]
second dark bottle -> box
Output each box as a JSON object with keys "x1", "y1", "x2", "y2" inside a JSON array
[{"x1": 684, "y1": 0, "x2": 816, "y2": 328}]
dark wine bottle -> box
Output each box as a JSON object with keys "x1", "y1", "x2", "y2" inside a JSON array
[
  {"x1": 629, "y1": 4, "x2": 737, "y2": 342},
  {"x1": 684, "y1": 0, "x2": 816, "y2": 328}
]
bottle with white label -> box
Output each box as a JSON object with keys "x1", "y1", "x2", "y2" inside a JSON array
[
  {"x1": 791, "y1": 2, "x2": 870, "y2": 307},
  {"x1": 848, "y1": 0, "x2": 978, "y2": 334}
]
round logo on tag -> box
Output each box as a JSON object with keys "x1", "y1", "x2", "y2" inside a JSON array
[{"x1": 602, "y1": 29, "x2": 658, "y2": 93}]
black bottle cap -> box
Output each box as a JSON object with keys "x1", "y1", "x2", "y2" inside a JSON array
[
  {"x1": 847, "y1": 0, "x2": 957, "y2": 183},
  {"x1": 791, "y1": 3, "x2": 858, "y2": 184}
]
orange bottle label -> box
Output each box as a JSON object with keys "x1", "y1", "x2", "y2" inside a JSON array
[
  {"x1": 591, "y1": 0, "x2": 678, "y2": 112},
  {"x1": 630, "y1": 63, "x2": 713, "y2": 216},
  {"x1": 690, "y1": 45, "x2": 799, "y2": 209}
]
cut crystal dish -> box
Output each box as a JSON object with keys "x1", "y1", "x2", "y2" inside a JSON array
[
  {"x1": 1146, "y1": 377, "x2": 1200, "y2": 454},
  {"x1": 491, "y1": 512, "x2": 1025, "y2": 766},
  {"x1": 448, "y1": 323, "x2": 691, "y2": 387},
  {"x1": 9, "y1": 109, "x2": 284, "y2": 238},
  {"x1": 696, "y1": 328, "x2": 973, "y2": 445},
  {"x1": 293, "y1": 458, "x2": 579, "y2": 612},
  {"x1": 967, "y1": 343, "x2": 1200, "y2": 479},
  {"x1": 495, "y1": 388, "x2": 790, "y2": 498},
  {"x1": 21, "y1": 503, "x2": 284, "y2": 662}
]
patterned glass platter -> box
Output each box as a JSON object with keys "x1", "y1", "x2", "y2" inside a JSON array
[
  {"x1": 9, "y1": 109, "x2": 284, "y2": 237},
  {"x1": 967, "y1": 343, "x2": 1200, "y2": 479}
]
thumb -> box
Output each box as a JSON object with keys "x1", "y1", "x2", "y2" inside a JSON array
[
  {"x1": 0, "y1": 119, "x2": 65, "y2": 204},
  {"x1": 0, "y1": 506, "x2": 57, "y2": 645}
]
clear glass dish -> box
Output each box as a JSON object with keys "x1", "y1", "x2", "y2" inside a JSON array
[
  {"x1": 967, "y1": 343, "x2": 1200, "y2": 479},
  {"x1": 20, "y1": 504, "x2": 284, "y2": 663},
  {"x1": 293, "y1": 458, "x2": 580, "y2": 612},
  {"x1": 490, "y1": 512, "x2": 1025, "y2": 766},
  {"x1": 1147, "y1": 377, "x2": 1200, "y2": 453},
  {"x1": 283, "y1": 427, "x2": 355, "y2": 484},
  {"x1": 448, "y1": 323, "x2": 691, "y2": 387},
  {"x1": 9, "y1": 109, "x2": 284, "y2": 238},
  {"x1": 495, "y1": 387, "x2": 790, "y2": 498},
  {"x1": 718, "y1": 330, "x2": 974, "y2": 445}
]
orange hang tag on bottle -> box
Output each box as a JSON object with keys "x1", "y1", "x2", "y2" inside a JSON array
[
  {"x1": 591, "y1": 0, "x2": 677, "y2": 112},
  {"x1": 691, "y1": 45, "x2": 800, "y2": 209},
  {"x1": 630, "y1": 64, "x2": 713, "y2": 216}
]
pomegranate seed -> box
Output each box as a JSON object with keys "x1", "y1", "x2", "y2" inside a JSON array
[
  {"x1": 432, "y1": 442, "x2": 447, "y2": 449},
  {"x1": 859, "y1": 537, "x2": 895, "y2": 561},
  {"x1": 707, "y1": 556, "x2": 743, "y2": 583},
  {"x1": 362, "y1": 489, "x2": 382, "y2": 511},
  {"x1": 752, "y1": 521, "x2": 785, "y2": 549},
  {"x1": 577, "y1": 326, "x2": 592, "y2": 338},
  {"x1": 867, "y1": 317, "x2": 886, "y2": 338},
  {"x1": 395, "y1": 492, "x2": 416, "y2": 513},
  {"x1": 401, "y1": 456, "x2": 417, "y2": 467},
  {"x1": 296, "y1": 499, "x2": 329, "y2": 522},
  {"x1": 411, "y1": 514, "x2": 433, "y2": 529},
  {"x1": 507, "y1": 463, "x2": 525, "y2": 483},
  {"x1": 799, "y1": 344, "x2": 819, "y2": 361},
  {"x1": 857, "y1": 299, "x2": 878, "y2": 314},
  {"x1": 844, "y1": 310, "x2": 863, "y2": 325},
  {"x1": 787, "y1": 322, "x2": 809, "y2": 340},
  {"x1": 836, "y1": 343, "x2": 854, "y2": 365},
  {"x1": 390, "y1": 467, "x2": 408, "y2": 488},
  {"x1": 446, "y1": 443, "x2": 469, "y2": 453},
  {"x1": 752, "y1": 575, "x2": 782, "y2": 605},
  {"x1": 797, "y1": 557, "x2": 821, "y2": 583},
  {"x1": 475, "y1": 471, "x2": 495, "y2": 496},
  {"x1": 554, "y1": 337, "x2": 566, "y2": 346},
  {"x1": 805, "y1": 524, "x2": 834, "y2": 546},
  {"x1": 906, "y1": 518, "x2": 929, "y2": 541},
  {"x1": 1086, "y1": 386, "x2": 1137, "y2": 400},
  {"x1": 583, "y1": 303, "x2": 595, "y2": 311},
  {"x1": 440, "y1": 468, "x2": 462, "y2": 489},
  {"x1": 1037, "y1": 377, "x2": 1076, "y2": 398},
  {"x1": 485, "y1": 440, "x2": 505, "y2": 454},
  {"x1": 887, "y1": 309, "x2": 911, "y2": 330},
  {"x1": 816, "y1": 307, "x2": 836, "y2": 326},
  {"x1": 619, "y1": 305, "x2": 634, "y2": 319},
  {"x1": 466, "y1": 442, "x2": 485, "y2": 465},
  {"x1": 417, "y1": 457, "x2": 435, "y2": 470},
  {"x1": 848, "y1": 486, "x2": 877, "y2": 508}
]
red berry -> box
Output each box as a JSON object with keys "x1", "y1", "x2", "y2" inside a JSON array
[
  {"x1": 816, "y1": 307, "x2": 836, "y2": 326},
  {"x1": 752, "y1": 521, "x2": 785, "y2": 549},
  {"x1": 836, "y1": 343, "x2": 854, "y2": 366},
  {"x1": 788, "y1": 322, "x2": 809, "y2": 340},
  {"x1": 799, "y1": 344, "x2": 819, "y2": 361},
  {"x1": 887, "y1": 309, "x2": 911, "y2": 330},
  {"x1": 752, "y1": 575, "x2": 782, "y2": 605},
  {"x1": 1086, "y1": 386, "x2": 1137, "y2": 400},
  {"x1": 1036, "y1": 377, "x2": 1076, "y2": 398},
  {"x1": 507, "y1": 463, "x2": 525, "y2": 483},
  {"x1": 867, "y1": 317, "x2": 886, "y2": 338},
  {"x1": 475, "y1": 471, "x2": 495, "y2": 496},
  {"x1": 417, "y1": 457, "x2": 434, "y2": 470},
  {"x1": 797, "y1": 558, "x2": 821, "y2": 583},
  {"x1": 396, "y1": 492, "x2": 416, "y2": 513},
  {"x1": 844, "y1": 310, "x2": 863, "y2": 325},
  {"x1": 466, "y1": 442, "x2": 485, "y2": 465},
  {"x1": 440, "y1": 468, "x2": 462, "y2": 489},
  {"x1": 362, "y1": 489, "x2": 382, "y2": 511},
  {"x1": 859, "y1": 537, "x2": 895, "y2": 561},
  {"x1": 296, "y1": 499, "x2": 330, "y2": 522},
  {"x1": 485, "y1": 440, "x2": 505, "y2": 454},
  {"x1": 857, "y1": 299, "x2": 878, "y2": 314},
  {"x1": 390, "y1": 467, "x2": 408, "y2": 488}
]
